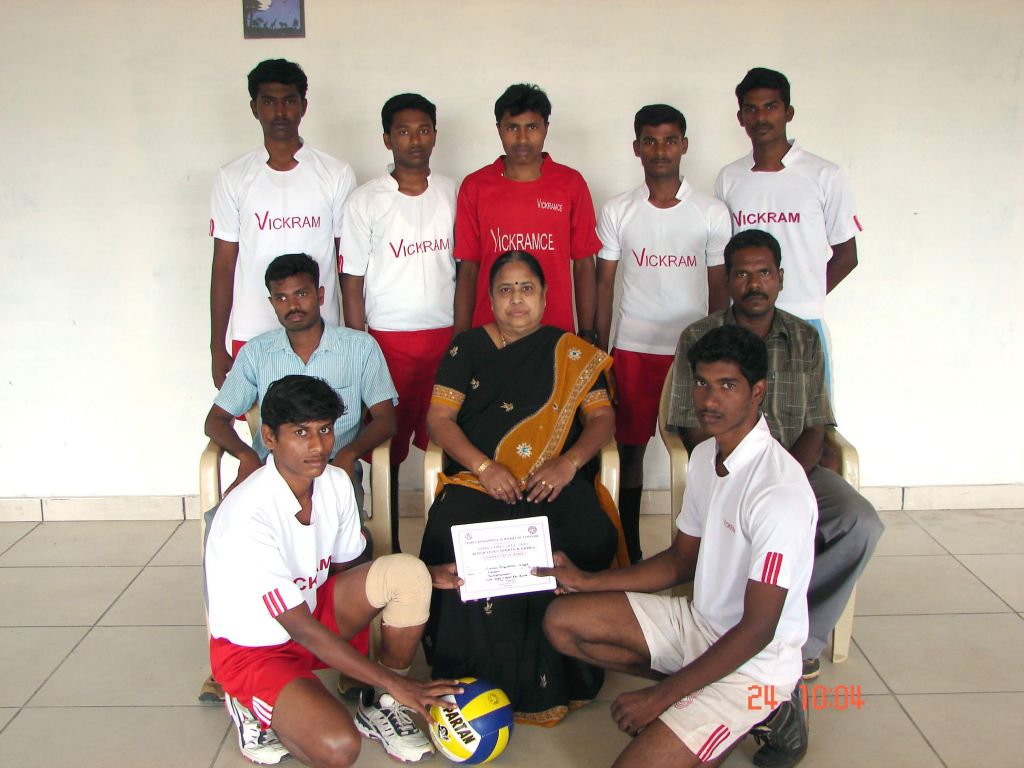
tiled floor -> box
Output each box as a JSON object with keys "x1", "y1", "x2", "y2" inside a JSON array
[{"x1": 1, "y1": 510, "x2": 1022, "y2": 767}]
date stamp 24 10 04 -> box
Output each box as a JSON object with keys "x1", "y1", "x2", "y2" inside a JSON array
[{"x1": 747, "y1": 684, "x2": 865, "y2": 712}]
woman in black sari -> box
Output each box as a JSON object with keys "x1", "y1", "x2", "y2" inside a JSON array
[{"x1": 420, "y1": 250, "x2": 626, "y2": 726}]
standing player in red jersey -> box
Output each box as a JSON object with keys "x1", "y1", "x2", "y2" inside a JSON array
[{"x1": 453, "y1": 83, "x2": 601, "y2": 344}]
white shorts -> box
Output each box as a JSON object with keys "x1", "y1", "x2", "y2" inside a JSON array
[{"x1": 627, "y1": 592, "x2": 794, "y2": 763}]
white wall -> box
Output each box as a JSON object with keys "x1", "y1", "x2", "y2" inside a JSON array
[{"x1": 1, "y1": 0, "x2": 1021, "y2": 497}]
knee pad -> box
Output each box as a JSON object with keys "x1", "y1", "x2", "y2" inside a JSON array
[{"x1": 363, "y1": 553, "x2": 431, "y2": 628}]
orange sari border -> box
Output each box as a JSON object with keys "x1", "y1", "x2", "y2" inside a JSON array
[
  {"x1": 430, "y1": 384, "x2": 465, "y2": 409},
  {"x1": 493, "y1": 335, "x2": 611, "y2": 480},
  {"x1": 581, "y1": 388, "x2": 611, "y2": 413}
]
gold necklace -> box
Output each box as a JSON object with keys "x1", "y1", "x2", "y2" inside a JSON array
[{"x1": 499, "y1": 331, "x2": 508, "y2": 348}]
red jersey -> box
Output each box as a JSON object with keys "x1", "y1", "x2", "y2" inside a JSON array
[{"x1": 454, "y1": 154, "x2": 601, "y2": 332}]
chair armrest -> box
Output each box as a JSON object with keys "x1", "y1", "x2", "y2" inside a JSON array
[
  {"x1": 199, "y1": 439, "x2": 225, "y2": 559},
  {"x1": 598, "y1": 439, "x2": 619, "y2": 508},
  {"x1": 825, "y1": 427, "x2": 860, "y2": 491},
  {"x1": 659, "y1": 425, "x2": 690, "y2": 539},
  {"x1": 367, "y1": 439, "x2": 393, "y2": 556},
  {"x1": 199, "y1": 440, "x2": 224, "y2": 516},
  {"x1": 657, "y1": 373, "x2": 690, "y2": 538},
  {"x1": 244, "y1": 404, "x2": 260, "y2": 439},
  {"x1": 423, "y1": 440, "x2": 444, "y2": 519}
]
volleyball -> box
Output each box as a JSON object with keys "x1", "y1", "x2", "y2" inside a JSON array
[{"x1": 428, "y1": 677, "x2": 514, "y2": 764}]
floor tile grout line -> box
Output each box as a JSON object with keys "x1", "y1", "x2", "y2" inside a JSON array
[
  {"x1": 0, "y1": 521, "x2": 40, "y2": 558},
  {"x1": 17, "y1": 624, "x2": 102, "y2": 712},
  {"x1": 0, "y1": 706, "x2": 24, "y2": 740},
  {"x1": 849, "y1": 637, "x2": 950, "y2": 768},
  {"x1": 949, "y1": 552, "x2": 1021, "y2": 613},
  {"x1": 18, "y1": 521, "x2": 185, "y2": 708},
  {"x1": 209, "y1": 723, "x2": 234, "y2": 768},
  {"x1": 146, "y1": 518, "x2": 187, "y2": 565},
  {"x1": 89, "y1": 521, "x2": 186, "y2": 628},
  {"x1": 900, "y1": 508, "x2": 956, "y2": 555},
  {"x1": 892, "y1": 692, "x2": 950, "y2": 768}
]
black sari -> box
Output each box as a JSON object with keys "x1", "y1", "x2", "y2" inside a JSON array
[{"x1": 420, "y1": 326, "x2": 622, "y2": 725}]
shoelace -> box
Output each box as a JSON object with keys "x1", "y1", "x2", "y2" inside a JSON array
[
  {"x1": 258, "y1": 728, "x2": 284, "y2": 748},
  {"x1": 381, "y1": 704, "x2": 418, "y2": 736}
]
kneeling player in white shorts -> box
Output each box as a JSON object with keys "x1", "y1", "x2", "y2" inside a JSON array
[
  {"x1": 537, "y1": 325, "x2": 817, "y2": 767},
  {"x1": 205, "y1": 374, "x2": 462, "y2": 766}
]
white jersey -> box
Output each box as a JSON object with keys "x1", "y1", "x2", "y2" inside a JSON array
[
  {"x1": 205, "y1": 454, "x2": 365, "y2": 648},
  {"x1": 598, "y1": 179, "x2": 730, "y2": 355},
  {"x1": 715, "y1": 141, "x2": 861, "y2": 320},
  {"x1": 340, "y1": 169, "x2": 457, "y2": 332},
  {"x1": 211, "y1": 143, "x2": 356, "y2": 342},
  {"x1": 677, "y1": 416, "x2": 817, "y2": 686}
]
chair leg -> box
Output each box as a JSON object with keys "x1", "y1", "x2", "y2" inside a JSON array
[{"x1": 831, "y1": 585, "x2": 857, "y2": 664}]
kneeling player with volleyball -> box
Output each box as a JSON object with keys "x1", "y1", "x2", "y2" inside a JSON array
[
  {"x1": 205, "y1": 374, "x2": 461, "y2": 765},
  {"x1": 537, "y1": 326, "x2": 816, "y2": 768}
]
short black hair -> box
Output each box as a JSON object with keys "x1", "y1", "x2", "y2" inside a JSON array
[
  {"x1": 261, "y1": 375, "x2": 346, "y2": 434},
  {"x1": 735, "y1": 67, "x2": 791, "y2": 108},
  {"x1": 489, "y1": 250, "x2": 546, "y2": 291},
  {"x1": 633, "y1": 104, "x2": 687, "y2": 140},
  {"x1": 494, "y1": 83, "x2": 551, "y2": 123},
  {"x1": 247, "y1": 59, "x2": 308, "y2": 100},
  {"x1": 382, "y1": 93, "x2": 437, "y2": 132},
  {"x1": 264, "y1": 253, "x2": 319, "y2": 291},
  {"x1": 687, "y1": 325, "x2": 768, "y2": 388},
  {"x1": 724, "y1": 229, "x2": 782, "y2": 273}
]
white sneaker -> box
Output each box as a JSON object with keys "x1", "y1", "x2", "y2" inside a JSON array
[
  {"x1": 225, "y1": 694, "x2": 291, "y2": 765},
  {"x1": 355, "y1": 689, "x2": 434, "y2": 762}
]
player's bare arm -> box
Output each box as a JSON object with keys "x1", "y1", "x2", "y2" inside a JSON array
[
  {"x1": 537, "y1": 530, "x2": 700, "y2": 596},
  {"x1": 788, "y1": 424, "x2": 825, "y2": 474},
  {"x1": 204, "y1": 403, "x2": 263, "y2": 492},
  {"x1": 595, "y1": 258, "x2": 618, "y2": 351},
  {"x1": 452, "y1": 261, "x2": 479, "y2": 335},
  {"x1": 340, "y1": 273, "x2": 366, "y2": 330},
  {"x1": 274, "y1": 600, "x2": 460, "y2": 719},
  {"x1": 331, "y1": 399, "x2": 396, "y2": 481},
  {"x1": 825, "y1": 237, "x2": 858, "y2": 293},
  {"x1": 573, "y1": 256, "x2": 598, "y2": 337},
  {"x1": 210, "y1": 238, "x2": 240, "y2": 387},
  {"x1": 612, "y1": 579, "x2": 788, "y2": 736}
]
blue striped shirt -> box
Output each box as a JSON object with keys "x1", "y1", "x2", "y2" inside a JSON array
[{"x1": 215, "y1": 324, "x2": 398, "y2": 460}]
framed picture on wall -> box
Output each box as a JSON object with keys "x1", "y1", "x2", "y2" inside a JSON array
[{"x1": 243, "y1": 0, "x2": 305, "y2": 39}]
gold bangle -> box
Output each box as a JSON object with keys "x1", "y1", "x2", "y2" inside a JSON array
[
  {"x1": 476, "y1": 459, "x2": 492, "y2": 476},
  {"x1": 565, "y1": 454, "x2": 581, "y2": 470}
]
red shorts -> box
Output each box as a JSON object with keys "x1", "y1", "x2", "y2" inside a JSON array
[
  {"x1": 209, "y1": 575, "x2": 369, "y2": 728},
  {"x1": 369, "y1": 327, "x2": 452, "y2": 465},
  {"x1": 612, "y1": 349, "x2": 674, "y2": 446}
]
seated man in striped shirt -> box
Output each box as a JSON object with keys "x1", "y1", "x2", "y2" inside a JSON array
[{"x1": 205, "y1": 252, "x2": 398, "y2": 515}]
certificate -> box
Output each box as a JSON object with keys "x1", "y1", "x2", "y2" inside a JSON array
[{"x1": 451, "y1": 516, "x2": 556, "y2": 602}]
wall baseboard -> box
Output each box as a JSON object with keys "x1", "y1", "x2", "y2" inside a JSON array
[{"x1": 1, "y1": 484, "x2": 1022, "y2": 522}]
